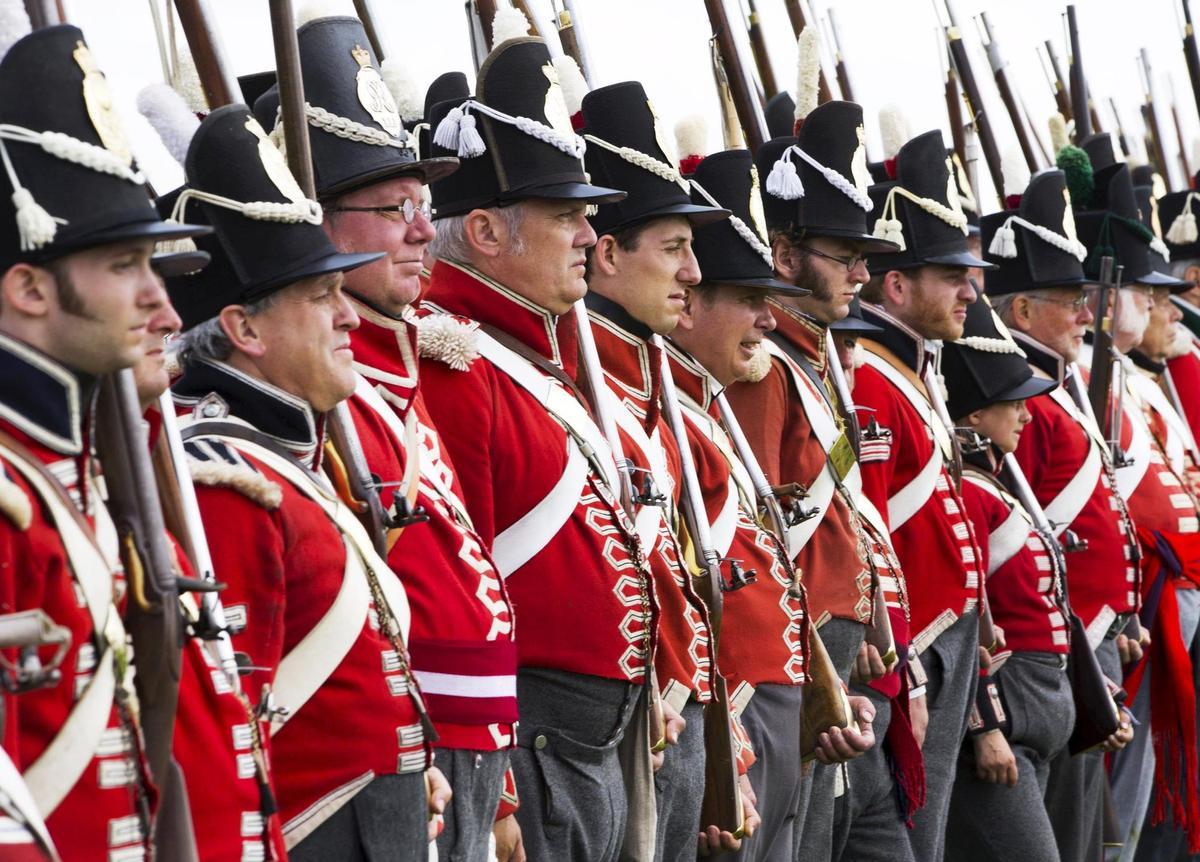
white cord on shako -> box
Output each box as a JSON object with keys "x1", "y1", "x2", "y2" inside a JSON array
[
  {"x1": 689, "y1": 177, "x2": 773, "y2": 268},
  {"x1": 987, "y1": 214, "x2": 1087, "y2": 262},
  {"x1": 871, "y1": 185, "x2": 968, "y2": 251},
  {"x1": 764, "y1": 143, "x2": 873, "y2": 212},
  {"x1": 582, "y1": 133, "x2": 689, "y2": 193},
  {"x1": 156, "y1": 187, "x2": 324, "y2": 254},
  {"x1": 432, "y1": 98, "x2": 586, "y2": 161}
]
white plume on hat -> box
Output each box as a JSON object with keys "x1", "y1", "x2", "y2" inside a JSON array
[
  {"x1": 0, "y1": 0, "x2": 31, "y2": 64},
  {"x1": 172, "y1": 49, "x2": 209, "y2": 114},
  {"x1": 1048, "y1": 112, "x2": 1069, "y2": 154},
  {"x1": 492, "y1": 6, "x2": 530, "y2": 46},
  {"x1": 1001, "y1": 147, "x2": 1030, "y2": 200},
  {"x1": 879, "y1": 105, "x2": 909, "y2": 160},
  {"x1": 137, "y1": 83, "x2": 200, "y2": 166},
  {"x1": 794, "y1": 27, "x2": 821, "y2": 122},
  {"x1": 675, "y1": 113, "x2": 708, "y2": 160},
  {"x1": 551, "y1": 54, "x2": 589, "y2": 116},
  {"x1": 381, "y1": 58, "x2": 423, "y2": 123},
  {"x1": 296, "y1": 0, "x2": 354, "y2": 27}
]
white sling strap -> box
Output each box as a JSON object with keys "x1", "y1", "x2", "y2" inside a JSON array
[
  {"x1": 605, "y1": 385, "x2": 671, "y2": 553},
  {"x1": 1043, "y1": 389, "x2": 1105, "y2": 536},
  {"x1": 0, "y1": 746, "x2": 59, "y2": 861}
]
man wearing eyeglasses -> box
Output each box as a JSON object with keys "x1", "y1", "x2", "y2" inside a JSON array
[
  {"x1": 982, "y1": 157, "x2": 1140, "y2": 862},
  {"x1": 287, "y1": 16, "x2": 523, "y2": 862}
]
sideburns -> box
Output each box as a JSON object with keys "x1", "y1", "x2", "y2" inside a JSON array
[{"x1": 47, "y1": 262, "x2": 99, "y2": 321}]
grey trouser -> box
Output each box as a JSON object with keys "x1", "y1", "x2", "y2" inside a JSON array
[
  {"x1": 836, "y1": 688, "x2": 915, "y2": 862},
  {"x1": 654, "y1": 699, "x2": 705, "y2": 862},
  {"x1": 510, "y1": 668, "x2": 640, "y2": 862},
  {"x1": 946, "y1": 651, "x2": 1075, "y2": 862},
  {"x1": 1130, "y1": 588, "x2": 1200, "y2": 861},
  {"x1": 290, "y1": 772, "x2": 427, "y2": 862},
  {"x1": 732, "y1": 683, "x2": 804, "y2": 862},
  {"x1": 435, "y1": 748, "x2": 510, "y2": 862},
  {"x1": 1045, "y1": 636, "x2": 1122, "y2": 862},
  {"x1": 908, "y1": 609, "x2": 980, "y2": 862},
  {"x1": 796, "y1": 617, "x2": 865, "y2": 861}
]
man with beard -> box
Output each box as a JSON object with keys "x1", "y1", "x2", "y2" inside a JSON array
[
  {"x1": 723, "y1": 100, "x2": 920, "y2": 862},
  {"x1": 853, "y1": 128, "x2": 991, "y2": 862},
  {"x1": 984, "y1": 152, "x2": 1138, "y2": 862}
]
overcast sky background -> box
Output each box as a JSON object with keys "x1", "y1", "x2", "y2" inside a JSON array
[{"x1": 61, "y1": 0, "x2": 1200, "y2": 212}]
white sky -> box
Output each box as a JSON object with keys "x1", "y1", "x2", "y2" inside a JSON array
[{"x1": 62, "y1": 0, "x2": 1200, "y2": 213}]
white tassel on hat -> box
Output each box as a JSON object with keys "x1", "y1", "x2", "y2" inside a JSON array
[
  {"x1": 1048, "y1": 112, "x2": 1069, "y2": 154},
  {"x1": 432, "y1": 105, "x2": 486, "y2": 157},
  {"x1": 872, "y1": 216, "x2": 905, "y2": 250},
  {"x1": 492, "y1": 6, "x2": 530, "y2": 46},
  {"x1": 552, "y1": 54, "x2": 589, "y2": 116},
  {"x1": 988, "y1": 221, "x2": 1018, "y2": 258},
  {"x1": 766, "y1": 148, "x2": 804, "y2": 200},
  {"x1": 381, "y1": 58, "x2": 423, "y2": 124},
  {"x1": 0, "y1": 0, "x2": 31, "y2": 64},
  {"x1": 296, "y1": 0, "x2": 353, "y2": 27},
  {"x1": 137, "y1": 82, "x2": 200, "y2": 166},
  {"x1": 674, "y1": 113, "x2": 708, "y2": 162},
  {"x1": 879, "y1": 105, "x2": 908, "y2": 161},
  {"x1": 1000, "y1": 147, "x2": 1030, "y2": 200},
  {"x1": 11, "y1": 186, "x2": 58, "y2": 251},
  {"x1": 794, "y1": 27, "x2": 821, "y2": 123},
  {"x1": 1167, "y1": 194, "x2": 1199, "y2": 245}
]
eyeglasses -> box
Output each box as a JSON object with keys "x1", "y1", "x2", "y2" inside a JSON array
[
  {"x1": 798, "y1": 244, "x2": 868, "y2": 272},
  {"x1": 1028, "y1": 288, "x2": 1098, "y2": 311},
  {"x1": 325, "y1": 198, "x2": 432, "y2": 224}
]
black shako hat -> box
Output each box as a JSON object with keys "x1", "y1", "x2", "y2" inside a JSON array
[
  {"x1": 1073, "y1": 153, "x2": 1182, "y2": 288},
  {"x1": 689, "y1": 149, "x2": 808, "y2": 296},
  {"x1": 1132, "y1": 183, "x2": 1188, "y2": 291},
  {"x1": 758, "y1": 101, "x2": 896, "y2": 253},
  {"x1": 418, "y1": 72, "x2": 470, "y2": 160},
  {"x1": 0, "y1": 26, "x2": 208, "y2": 270},
  {"x1": 427, "y1": 38, "x2": 625, "y2": 219},
  {"x1": 163, "y1": 105, "x2": 383, "y2": 331},
  {"x1": 1160, "y1": 182, "x2": 1200, "y2": 261},
  {"x1": 867, "y1": 129, "x2": 991, "y2": 271},
  {"x1": 581, "y1": 81, "x2": 728, "y2": 235},
  {"x1": 297, "y1": 16, "x2": 458, "y2": 197},
  {"x1": 829, "y1": 295, "x2": 882, "y2": 334},
  {"x1": 942, "y1": 295, "x2": 1056, "y2": 419},
  {"x1": 765, "y1": 91, "x2": 796, "y2": 139},
  {"x1": 981, "y1": 169, "x2": 1089, "y2": 296}
]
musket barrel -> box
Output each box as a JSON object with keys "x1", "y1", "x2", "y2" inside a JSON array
[{"x1": 1067, "y1": 6, "x2": 1091, "y2": 139}]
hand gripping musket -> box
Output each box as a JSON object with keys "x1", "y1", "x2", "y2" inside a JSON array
[
  {"x1": 977, "y1": 11, "x2": 1039, "y2": 171},
  {"x1": 703, "y1": 0, "x2": 767, "y2": 152},
  {"x1": 94, "y1": 370, "x2": 197, "y2": 859},
  {"x1": 655, "y1": 340, "x2": 743, "y2": 838},
  {"x1": 1039, "y1": 40, "x2": 1074, "y2": 123},
  {"x1": 935, "y1": 0, "x2": 1003, "y2": 205}
]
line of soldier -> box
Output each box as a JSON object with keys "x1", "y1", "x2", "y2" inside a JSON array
[{"x1": 4, "y1": 6, "x2": 1200, "y2": 862}]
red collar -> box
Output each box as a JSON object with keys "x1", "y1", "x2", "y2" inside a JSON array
[
  {"x1": 769, "y1": 301, "x2": 826, "y2": 371},
  {"x1": 425, "y1": 259, "x2": 578, "y2": 377},
  {"x1": 664, "y1": 339, "x2": 720, "y2": 413},
  {"x1": 586, "y1": 300, "x2": 661, "y2": 432},
  {"x1": 347, "y1": 295, "x2": 420, "y2": 416}
]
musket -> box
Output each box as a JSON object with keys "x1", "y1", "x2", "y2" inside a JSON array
[
  {"x1": 172, "y1": 0, "x2": 239, "y2": 109},
  {"x1": 704, "y1": 0, "x2": 768, "y2": 152},
  {"x1": 1108, "y1": 97, "x2": 1132, "y2": 162},
  {"x1": 781, "y1": 0, "x2": 833, "y2": 103},
  {"x1": 1066, "y1": 6, "x2": 1092, "y2": 140},
  {"x1": 1086, "y1": 257, "x2": 1136, "y2": 468},
  {"x1": 1171, "y1": 81, "x2": 1192, "y2": 179},
  {"x1": 1019, "y1": 90, "x2": 1051, "y2": 165},
  {"x1": 561, "y1": 0, "x2": 596, "y2": 86},
  {"x1": 553, "y1": 1, "x2": 587, "y2": 81},
  {"x1": 711, "y1": 32, "x2": 748, "y2": 150},
  {"x1": 1039, "y1": 41, "x2": 1073, "y2": 122},
  {"x1": 1139, "y1": 49, "x2": 1172, "y2": 186},
  {"x1": 94, "y1": 370, "x2": 193, "y2": 854},
  {"x1": 936, "y1": 0, "x2": 1004, "y2": 203},
  {"x1": 474, "y1": 0, "x2": 498, "y2": 50},
  {"x1": 350, "y1": 0, "x2": 387, "y2": 60},
  {"x1": 743, "y1": 0, "x2": 778, "y2": 99},
  {"x1": 465, "y1": 2, "x2": 487, "y2": 73},
  {"x1": 656, "y1": 341, "x2": 742, "y2": 836},
  {"x1": 943, "y1": 36, "x2": 966, "y2": 168},
  {"x1": 977, "y1": 11, "x2": 1039, "y2": 170},
  {"x1": 1182, "y1": 0, "x2": 1200, "y2": 126},
  {"x1": 20, "y1": 0, "x2": 61, "y2": 28},
  {"x1": 826, "y1": 9, "x2": 854, "y2": 103},
  {"x1": 510, "y1": 0, "x2": 544, "y2": 38}
]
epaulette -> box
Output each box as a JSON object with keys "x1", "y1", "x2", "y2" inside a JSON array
[
  {"x1": 0, "y1": 464, "x2": 31, "y2": 530},
  {"x1": 742, "y1": 344, "x2": 773, "y2": 383},
  {"x1": 416, "y1": 313, "x2": 480, "y2": 371},
  {"x1": 184, "y1": 438, "x2": 283, "y2": 511}
]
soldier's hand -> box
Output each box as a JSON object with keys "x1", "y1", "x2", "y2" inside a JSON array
[
  {"x1": 697, "y1": 774, "x2": 759, "y2": 855},
  {"x1": 978, "y1": 645, "x2": 992, "y2": 674},
  {"x1": 909, "y1": 692, "x2": 929, "y2": 749},
  {"x1": 1101, "y1": 710, "x2": 1134, "y2": 752},
  {"x1": 1116, "y1": 633, "x2": 1136, "y2": 665},
  {"x1": 972, "y1": 730, "x2": 1018, "y2": 787},
  {"x1": 652, "y1": 699, "x2": 687, "y2": 772},
  {"x1": 813, "y1": 696, "x2": 875, "y2": 764},
  {"x1": 493, "y1": 814, "x2": 526, "y2": 862},
  {"x1": 851, "y1": 642, "x2": 888, "y2": 683},
  {"x1": 425, "y1": 766, "x2": 452, "y2": 841}
]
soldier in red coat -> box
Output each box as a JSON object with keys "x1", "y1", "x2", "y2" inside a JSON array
[
  {"x1": 0, "y1": 25, "x2": 209, "y2": 861},
  {"x1": 281, "y1": 16, "x2": 521, "y2": 861},
  {"x1": 855, "y1": 128, "x2": 991, "y2": 862},
  {"x1": 577, "y1": 80, "x2": 760, "y2": 859},
  {"x1": 724, "y1": 101, "x2": 925, "y2": 862},
  {"x1": 163, "y1": 104, "x2": 451, "y2": 860},
  {"x1": 418, "y1": 37, "x2": 673, "y2": 862},
  {"x1": 983, "y1": 156, "x2": 1139, "y2": 862}
]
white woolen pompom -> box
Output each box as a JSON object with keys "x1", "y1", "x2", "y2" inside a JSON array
[
  {"x1": 0, "y1": 0, "x2": 32, "y2": 64},
  {"x1": 1048, "y1": 113, "x2": 1069, "y2": 155},
  {"x1": 296, "y1": 0, "x2": 353, "y2": 26},
  {"x1": 1000, "y1": 147, "x2": 1030, "y2": 200},
  {"x1": 794, "y1": 27, "x2": 821, "y2": 122},
  {"x1": 551, "y1": 54, "x2": 589, "y2": 116},
  {"x1": 879, "y1": 105, "x2": 909, "y2": 160},
  {"x1": 674, "y1": 113, "x2": 708, "y2": 160},
  {"x1": 491, "y1": 6, "x2": 530, "y2": 45},
  {"x1": 137, "y1": 83, "x2": 201, "y2": 165},
  {"x1": 381, "y1": 58, "x2": 423, "y2": 124}
]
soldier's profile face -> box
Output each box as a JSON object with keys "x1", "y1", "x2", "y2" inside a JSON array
[
  {"x1": 1021, "y1": 286, "x2": 1093, "y2": 362},
  {"x1": 900, "y1": 265, "x2": 975, "y2": 341},
  {"x1": 676, "y1": 283, "x2": 775, "y2": 386},
  {"x1": 1138, "y1": 287, "x2": 1182, "y2": 363},
  {"x1": 792, "y1": 235, "x2": 869, "y2": 325},
  {"x1": 41, "y1": 239, "x2": 164, "y2": 376},
  {"x1": 494, "y1": 198, "x2": 596, "y2": 316},
  {"x1": 604, "y1": 216, "x2": 698, "y2": 336},
  {"x1": 245, "y1": 271, "x2": 360, "y2": 412}
]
